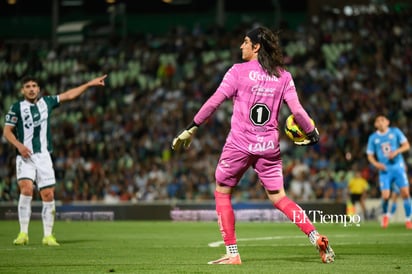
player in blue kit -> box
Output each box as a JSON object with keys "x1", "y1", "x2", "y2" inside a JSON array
[{"x1": 366, "y1": 114, "x2": 412, "y2": 229}]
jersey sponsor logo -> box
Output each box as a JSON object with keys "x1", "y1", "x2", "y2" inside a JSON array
[
  {"x1": 251, "y1": 85, "x2": 276, "y2": 96},
  {"x1": 248, "y1": 140, "x2": 275, "y2": 152},
  {"x1": 249, "y1": 71, "x2": 279, "y2": 82},
  {"x1": 252, "y1": 127, "x2": 268, "y2": 132},
  {"x1": 23, "y1": 113, "x2": 32, "y2": 129},
  {"x1": 33, "y1": 118, "x2": 46, "y2": 127},
  {"x1": 24, "y1": 122, "x2": 33, "y2": 129}
]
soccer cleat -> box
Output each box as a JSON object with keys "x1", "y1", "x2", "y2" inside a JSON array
[
  {"x1": 13, "y1": 232, "x2": 29, "y2": 245},
  {"x1": 406, "y1": 221, "x2": 412, "y2": 230},
  {"x1": 316, "y1": 235, "x2": 335, "y2": 263},
  {"x1": 381, "y1": 215, "x2": 389, "y2": 229},
  {"x1": 207, "y1": 254, "x2": 242, "y2": 265},
  {"x1": 42, "y1": 235, "x2": 60, "y2": 246}
]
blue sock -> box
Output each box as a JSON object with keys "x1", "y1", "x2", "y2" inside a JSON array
[
  {"x1": 382, "y1": 199, "x2": 389, "y2": 215},
  {"x1": 390, "y1": 203, "x2": 397, "y2": 215},
  {"x1": 403, "y1": 198, "x2": 412, "y2": 218}
]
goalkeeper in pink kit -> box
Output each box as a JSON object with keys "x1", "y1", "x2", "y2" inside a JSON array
[{"x1": 172, "y1": 26, "x2": 335, "y2": 264}]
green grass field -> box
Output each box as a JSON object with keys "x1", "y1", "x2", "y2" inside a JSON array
[{"x1": 0, "y1": 220, "x2": 411, "y2": 273}]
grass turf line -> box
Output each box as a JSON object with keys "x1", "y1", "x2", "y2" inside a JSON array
[{"x1": 0, "y1": 221, "x2": 411, "y2": 273}]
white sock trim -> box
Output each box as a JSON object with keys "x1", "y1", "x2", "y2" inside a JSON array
[
  {"x1": 226, "y1": 244, "x2": 239, "y2": 255},
  {"x1": 308, "y1": 230, "x2": 319, "y2": 246}
]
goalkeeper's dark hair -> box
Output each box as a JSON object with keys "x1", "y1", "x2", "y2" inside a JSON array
[{"x1": 246, "y1": 26, "x2": 285, "y2": 78}]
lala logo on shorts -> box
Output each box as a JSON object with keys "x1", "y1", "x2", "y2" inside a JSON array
[{"x1": 248, "y1": 140, "x2": 275, "y2": 152}]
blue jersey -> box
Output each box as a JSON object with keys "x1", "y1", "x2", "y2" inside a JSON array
[
  {"x1": 366, "y1": 127, "x2": 407, "y2": 167},
  {"x1": 367, "y1": 127, "x2": 409, "y2": 191}
]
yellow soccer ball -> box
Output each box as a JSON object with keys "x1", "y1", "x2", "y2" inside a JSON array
[{"x1": 284, "y1": 114, "x2": 314, "y2": 142}]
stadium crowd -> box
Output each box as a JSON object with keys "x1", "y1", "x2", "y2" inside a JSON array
[{"x1": 1, "y1": 6, "x2": 411, "y2": 204}]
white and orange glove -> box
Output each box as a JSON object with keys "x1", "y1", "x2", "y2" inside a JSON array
[{"x1": 171, "y1": 122, "x2": 198, "y2": 150}]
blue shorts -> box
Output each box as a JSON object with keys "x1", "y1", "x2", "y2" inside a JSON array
[
  {"x1": 391, "y1": 182, "x2": 400, "y2": 195},
  {"x1": 379, "y1": 165, "x2": 409, "y2": 192}
]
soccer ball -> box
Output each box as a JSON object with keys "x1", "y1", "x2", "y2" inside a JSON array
[{"x1": 284, "y1": 114, "x2": 313, "y2": 142}]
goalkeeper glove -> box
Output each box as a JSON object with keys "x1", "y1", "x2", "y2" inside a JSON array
[
  {"x1": 294, "y1": 127, "x2": 319, "y2": 146},
  {"x1": 172, "y1": 122, "x2": 199, "y2": 150}
]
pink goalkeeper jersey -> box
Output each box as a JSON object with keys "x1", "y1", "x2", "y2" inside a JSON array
[{"x1": 194, "y1": 59, "x2": 314, "y2": 154}]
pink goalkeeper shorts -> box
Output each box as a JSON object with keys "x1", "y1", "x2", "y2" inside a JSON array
[{"x1": 215, "y1": 141, "x2": 284, "y2": 191}]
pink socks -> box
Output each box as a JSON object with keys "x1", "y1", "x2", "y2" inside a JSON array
[
  {"x1": 214, "y1": 191, "x2": 237, "y2": 245},
  {"x1": 274, "y1": 196, "x2": 315, "y2": 235},
  {"x1": 214, "y1": 191, "x2": 315, "y2": 245}
]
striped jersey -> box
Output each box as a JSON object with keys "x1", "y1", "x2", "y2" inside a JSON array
[{"x1": 4, "y1": 96, "x2": 60, "y2": 154}]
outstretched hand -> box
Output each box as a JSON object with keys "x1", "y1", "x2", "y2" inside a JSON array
[{"x1": 89, "y1": 75, "x2": 108, "y2": 87}]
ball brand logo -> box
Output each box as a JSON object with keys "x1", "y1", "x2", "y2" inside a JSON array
[
  {"x1": 292, "y1": 210, "x2": 361, "y2": 227},
  {"x1": 249, "y1": 71, "x2": 279, "y2": 82}
]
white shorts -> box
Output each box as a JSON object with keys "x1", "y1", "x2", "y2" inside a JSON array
[{"x1": 16, "y1": 153, "x2": 56, "y2": 189}]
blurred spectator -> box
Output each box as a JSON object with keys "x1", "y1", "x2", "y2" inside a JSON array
[
  {"x1": 289, "y1": 159, "x2": 314, "y2": 201},
  {"x1": 289, "y1": 172, "x2": 314, "y2": 202}
]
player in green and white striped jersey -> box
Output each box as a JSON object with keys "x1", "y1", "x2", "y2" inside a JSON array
[{"x1": 3, "y1": 74, "x2": 107, "y2": 246}]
